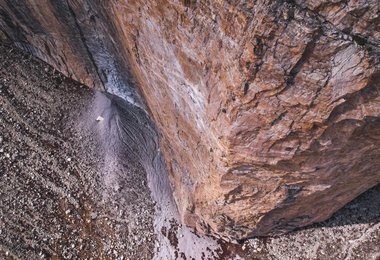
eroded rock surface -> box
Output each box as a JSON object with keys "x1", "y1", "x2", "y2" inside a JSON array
[{"x1": 1, "y1": 0, "x2": 380, "y2": 240}]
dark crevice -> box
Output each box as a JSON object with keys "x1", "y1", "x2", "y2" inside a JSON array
[
  {"x1": 287, "y1": 30, "x2": 321, "y2": 80},
  {"x1": 282, "y1": 185, "x2": 303, "y2": 205},
  {"x1": 0, "y1": 8, "x2": 26, "y2": 42},
  {"x1": 351, "y1": 34, "x2": 369, "y2": 46},
  {"x1": 4, "y1": 0, "x2": 45, "y2": 35},
  {"x1": 65, "y1": 0, "x2": 106, "y2": 90},
  {"x1": 291, "y1": 1, "x2": 380, "y2": 49},
  {"x1": 270, "y1": 111, "x2": 287, "y2": 127},
  {"x1": 243, "y1": 82, "x2": 249, "y2": 95},
  {"x1": 278, "y1": 29, "x2": 322, "y2": 95},
  {"x1": 310, "y1": 73, "x2": 331, "y2": 107}
]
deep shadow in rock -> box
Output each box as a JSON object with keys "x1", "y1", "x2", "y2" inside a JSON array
[
  {"x1": 241, "y1": 183, "x2": 380, "y2": 260},
  {"x1": 309, "y1": 182, "x2": 380, "y2": 229},
  {"x1": 250, "y1": 183, "x2": 380, "y2": 240}
]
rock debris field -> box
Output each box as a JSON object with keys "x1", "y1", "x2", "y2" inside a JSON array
[{"x1": 0, "y1": 43, "x2": 380, "y2": 259}]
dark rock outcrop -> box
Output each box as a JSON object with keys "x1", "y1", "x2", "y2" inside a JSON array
[{"x1": 1, "y1": 0, "x2": 380, "y2": 240}]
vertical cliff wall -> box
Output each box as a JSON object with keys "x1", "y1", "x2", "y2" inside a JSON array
[
  {"x1": 0, "y1": 0, "x2": 143, "y2": 105},
  {"x1": 1, "y1": 0, "x2": 380, "y2": 240}
]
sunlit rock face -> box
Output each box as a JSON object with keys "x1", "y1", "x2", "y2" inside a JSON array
[{"x1": 1, "y1": 0, "x2": 380, "y2": 240}]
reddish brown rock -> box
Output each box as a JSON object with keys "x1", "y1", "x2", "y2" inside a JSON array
[{"x1": 1, "y1": 0, "x2": 380, "y2": 240}]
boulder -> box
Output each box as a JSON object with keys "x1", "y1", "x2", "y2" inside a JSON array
[{"x1": 1, "y1": 0, "x2": 380, "y2": 240}]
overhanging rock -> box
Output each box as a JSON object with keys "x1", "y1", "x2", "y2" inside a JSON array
[{"x1": 1, "y1": 0, "x2": 379, "y2": 240}]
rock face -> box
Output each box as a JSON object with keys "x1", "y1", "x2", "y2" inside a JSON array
[{"x1": 1, "y1": 0, "x2": 380, "y2": 240}]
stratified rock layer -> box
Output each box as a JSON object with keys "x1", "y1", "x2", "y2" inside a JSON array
[{"x1": 1, "y1": 0, "x2": 380, "y2": 240}]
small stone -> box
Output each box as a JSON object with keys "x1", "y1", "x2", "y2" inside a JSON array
[
  {"x1": 67, "y1": 157, "x2": 71, "y2": 162},
  {"x1": 91, "y1": 212, "x2": 98, "y2": 219},
  {"x1": 96, "y1": 116, "x2": 104, "y2": 122}
]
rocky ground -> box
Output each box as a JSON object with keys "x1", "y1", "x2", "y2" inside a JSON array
[
  {"x1": 0, "y1": 42, "x2": 155, "y2": 259},
  {"x1": 1, "y1": 42, "x2": 380, "y2": 260}
]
